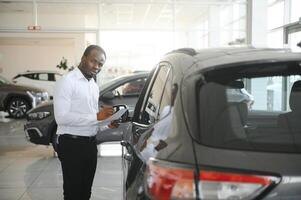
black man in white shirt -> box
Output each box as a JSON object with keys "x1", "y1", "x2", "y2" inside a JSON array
[{"x1": 54, "y1": 45, "x2": 116, "y2": 200}]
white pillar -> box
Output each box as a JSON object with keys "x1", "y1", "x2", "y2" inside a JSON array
[
  {"x1": 208, "y1": 5, "x2": 221, "y2": 47},
  {"x1": 246, "y1": 0, "x2": 268, "y2": 47}
]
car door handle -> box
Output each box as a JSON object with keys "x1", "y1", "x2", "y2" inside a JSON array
[{"x1": 123, "y1": 153, "x2": 133, "y2": 162}]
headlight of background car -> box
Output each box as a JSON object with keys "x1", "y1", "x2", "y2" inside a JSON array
[
  {"x1": 27, "y1": 111, "x2": 50, "y2": 120},
  {"x1": 27, "y1": 91, "x2": 49, "y2": 102},
  {"x1": 32, "y1": 91, "x2": 49, "y2": 101}
]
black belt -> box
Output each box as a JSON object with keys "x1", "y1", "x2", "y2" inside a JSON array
[{"x1": 61, "y1": 134, "x2": 96, "y2": 142}]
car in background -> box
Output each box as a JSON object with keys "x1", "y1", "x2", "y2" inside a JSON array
[
  {"x1": 12, "y1": 70, "x2": 62, "y2": 99},
  {"x1": 24, "y1": 72, "x2": 149, "y2": 151},
  {"x1": 0, "y1": 75, "x2": 49, "y2": 118},
  {"x1": 99, "y1": 47, "x2": 301, "y2": 199}
]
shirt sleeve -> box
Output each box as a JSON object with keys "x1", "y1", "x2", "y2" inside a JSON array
[{"x1": 53, "y1": 77, "x2": 98, "y2": 127}]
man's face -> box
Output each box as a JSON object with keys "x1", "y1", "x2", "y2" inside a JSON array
[{"x1": 81, "y1": 49, "x2": 106, "y2": 77}]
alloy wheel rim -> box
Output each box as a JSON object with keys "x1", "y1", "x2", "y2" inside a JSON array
[{"x1": 9, "y1": 100, "x2": 27, "y2": 117}]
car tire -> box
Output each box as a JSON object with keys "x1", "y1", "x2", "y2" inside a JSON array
[
  {"x1": 7, "y1": 97, "x2": 30, "y2": 118},
  {"x1": 51, "y1": 126, "x2": 58, "y2": 152}
]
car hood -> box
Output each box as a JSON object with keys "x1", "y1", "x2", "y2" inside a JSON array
[{"x1": 27, "y1": 100, "x2": 53, "y2": 113}]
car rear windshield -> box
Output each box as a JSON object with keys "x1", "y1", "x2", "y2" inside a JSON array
[{"x1": 198, "y1": 61, "x2": 301, "y2": 153}]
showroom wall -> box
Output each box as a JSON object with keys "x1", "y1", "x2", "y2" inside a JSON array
[
  {"x1": 0, "y1": 37, "x2": 74, "y2": 79},
  {"x1": 0, "y1": 32, "x2": 87, "y2": 79}
]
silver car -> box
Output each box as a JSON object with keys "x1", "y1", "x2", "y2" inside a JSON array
[{"x1": 0, "y1": 75, "x2": 49, "y2": 118}]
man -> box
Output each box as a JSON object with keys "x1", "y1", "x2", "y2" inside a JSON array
[{"x1": 54, "y1": 45, "x2": 114, "y2": 200}]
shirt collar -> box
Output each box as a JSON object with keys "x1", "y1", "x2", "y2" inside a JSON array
[{"x1": 74, "y1": 67, "x2": 94, "y2": 82}]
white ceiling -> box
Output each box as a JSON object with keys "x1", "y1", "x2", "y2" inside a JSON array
[{"x1": 0, "y1": 0, "x2": 246, "y2": 30}]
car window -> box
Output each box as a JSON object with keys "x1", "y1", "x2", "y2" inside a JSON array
[
  {"x1": 138, "y1": 69, "x2": 173, "y2": 157},
  {"x1": 198, "y1": 61, "x2": 301, "y2": 153},
  {"x1": 249, "y1": 75, "x2": 301, "y2": 111},
  {"x1": 139, "y1": 65, "x2": 170, "y2": 125},
  {"x1": 158, "y1": 71, "x2": 172, "y2": 119},
  {"x1": 23, "y1": 73, "x2": 35, "y2": 79},
  {"x1": 38, "y1": 73, "x2": 48, "y2": 81},
  {"x1": 48, "y1": 73, "x2": 55, "y2": 81},
  {"x1": 112, "y1": 78, "x2": 147, "y2": 96}
]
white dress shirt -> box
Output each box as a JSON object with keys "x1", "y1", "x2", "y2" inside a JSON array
[{"x1": 54, "y1": 67, "x2": 100, "y2": 137}]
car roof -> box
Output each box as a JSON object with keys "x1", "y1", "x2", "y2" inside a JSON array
[
  {"x1": 164, "y1": 47, "x2": 301, "y2": 77},
  {"x1": 19, "y1": 70, "x2": 62, "y2": 75},
  {"x1": 100, "y1": 72, "x2": 150, "y2": 91}
]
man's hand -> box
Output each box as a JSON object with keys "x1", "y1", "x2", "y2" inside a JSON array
[
  {"x1": 97, "y1": 106, "x2": 114, "y2": 120},
  {"x1": 108, "y1": 120, "x2": 119, "y2": 129}
]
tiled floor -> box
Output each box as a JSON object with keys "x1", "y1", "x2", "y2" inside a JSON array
[{"x1": 0, "y1": 112, "x2": 123, "y2": 200}]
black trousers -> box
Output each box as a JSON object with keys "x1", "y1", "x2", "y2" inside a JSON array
[{"x1": 58, "y1": 135, "x2": 98, "y2": 200}]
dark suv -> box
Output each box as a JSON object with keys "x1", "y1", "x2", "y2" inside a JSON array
[
  {"x1": 0, "y1": 75, "x2": 49, "y2": 118},
  {"x1": 101, "y1": 47, "x2": 301, "y2": 199}
]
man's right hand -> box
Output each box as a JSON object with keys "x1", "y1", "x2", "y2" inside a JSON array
[{"x1": 97, "y1": 106, "x2": 114, "y2": 120}]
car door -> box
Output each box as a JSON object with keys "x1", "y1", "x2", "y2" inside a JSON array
[
  {"x1": 36, "y1": 73, "x2": 55, "y2": 97},
  {"x1": 15, "y1": 73, "x2": 36, "y2": 87},
  {"x1": 122, "y1": 64, "x2": 172, "y2": 199}
]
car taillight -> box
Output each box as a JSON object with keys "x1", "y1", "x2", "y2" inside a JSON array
[{"x1": 145, "y1": 160, "x2": 279, "y2": 200}]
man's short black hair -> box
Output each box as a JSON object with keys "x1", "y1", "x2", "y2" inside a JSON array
[{"x1": 83, "y1": 45, "x2": 106, "y2": 59}]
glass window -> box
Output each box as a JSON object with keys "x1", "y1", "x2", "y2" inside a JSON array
[
  {"x1": 37, "y1": 3, "x2": 98, "y2": 29},
  {"x1": 288, "y1": 31, "x2": 301, "y2": 53},
  {"x1": 267, "y1": 29, "x2": 284, "y2": 48},
  {"x1": 250, "y1": 76, "x2": 283, "y2": 111},
  {"x1": 139, "y1": 71, "x2": 173, "y2": 158},
  {"x1": 113, "y1": 78, "x2": 147, "y2": 96},
  {"x1": 158, "y1": 72, "x2": 172, "y2": 119},
  {"x1": 140, "y1": 65, "x2": 170, "y2": 124},
  {"x1": 198, "y1": 61, "x2": 301, "y2": 153},
  {"x1": 23, "y1": 74, "x2": 35, "y2": 79},
  {"x1": 99, "y1": 2, "x2": 172, "y2": 30},
  {"x1": 48, "y1": 73, "x2": 55, "y2": 81},
  {"x1": 291, "y1": 0, "x2": 301, "y2": 23},
  {"x1": 38, "y1": 73, "x2": 48, "y2": 81},
  {"x1": 268, "y1": 1, "x2": 284, "y2": 30},
  {"x1": 268, "y1": 0, "x2": 278, "y2": 4}
]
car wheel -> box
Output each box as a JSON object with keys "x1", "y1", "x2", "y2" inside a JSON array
[
  {"x1": 51, "y1": 126, "x2": 58, "y2": 152},
  {"x1": 7, "y1": 97, "x2": 30, "y2": 118}
]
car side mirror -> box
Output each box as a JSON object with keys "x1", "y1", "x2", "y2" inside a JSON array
[{"x1": 101, "y1": 91, "x2": 114, "y2": 101}]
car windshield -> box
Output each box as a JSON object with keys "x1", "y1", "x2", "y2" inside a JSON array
[
  {"x1": 198, "y1": 61, "x2": 301, "y2": 153},
  {"x1": 0, "y1": 75, "x2": 11, "y2": 84}
]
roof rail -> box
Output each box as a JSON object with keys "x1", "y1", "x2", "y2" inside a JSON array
[{"x1": 167, "y1": 48, "x2": 197, "y2": 56}]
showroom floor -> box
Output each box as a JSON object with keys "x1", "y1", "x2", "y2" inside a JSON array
[{"x1": 0, "y1": 112, "x2": 122, "y2": 200}]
